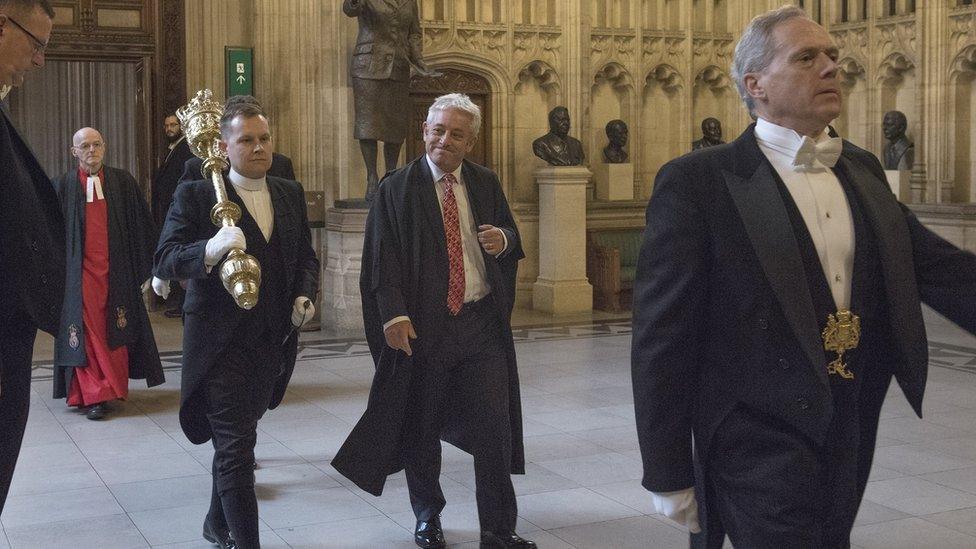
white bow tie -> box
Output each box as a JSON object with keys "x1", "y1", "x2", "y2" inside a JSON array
[
  {"x1": 86, "y1": 175, "x2": 104, "y2": 203},
  {"x1": 792, "y1": 136, "x2": 842, "y2": 170}
]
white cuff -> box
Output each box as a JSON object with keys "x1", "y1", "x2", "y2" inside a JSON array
[{"x1": 383, "y1": 315, "x2": 411, "y2": 331}]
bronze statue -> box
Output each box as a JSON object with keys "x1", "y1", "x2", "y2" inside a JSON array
[
  {"x1": 343, "y1": 0, "x2": 437, "y2": 201},
  {"x1": 603, "y1": 120, "x2": 628, "y2": 164},
  {"x1": 532, "y1": 107, "x2": 585, "y2": 166},
  {"x1": 882, "y1": 110, "x2": 914, "y2": 171},
  {"x1": 692, "y1": 117, "x2": 724, "y2": 150}
]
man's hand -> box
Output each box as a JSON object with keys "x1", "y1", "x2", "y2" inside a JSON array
[
  {"x1": 205, "y1": 226, "x2": 246, "y2": 265},
  {"x1": 651, "y1": 488, "x2": 701, "y2": 533},
  {"x1": 151, "y1": 276, "x2": 170, "y2": 299},
  {"x1": 291, "y1": 296, "x2": 315, "y2": 328},
  {"x1": 477, "y1": 225, "x2": 505, "y2": 256},
  {"x1": 384, "y1": 319, "x2": 417, "y2": 356}
]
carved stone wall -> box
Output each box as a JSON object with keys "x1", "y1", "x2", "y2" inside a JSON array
[{"x1": 180, "y1": 0, "x2": 976, "y2": 306}]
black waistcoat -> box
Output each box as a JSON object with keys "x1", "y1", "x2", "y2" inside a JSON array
[
  {"x1": 772, "y1": 163, "x2": 891, "y2": 379},
  {"x1": 227, "y1": 188, "x2": 289, "y2": 347}
]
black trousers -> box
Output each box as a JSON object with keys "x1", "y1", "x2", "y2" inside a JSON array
[
  {"x1": 699, "y1": 359, "x2": 892, "y2": 549},
  {"x1": 404, "y1": 298, "x2": 517, "y2": 533},
  {"x1": 204, "y1": 342, "x2": 281, "y2": 547},
  {"x1": 0, "y1": 309, "x2": 37, "y2": 514}
]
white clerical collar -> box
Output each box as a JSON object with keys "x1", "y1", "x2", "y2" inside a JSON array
[
  {"x1": 755, "y1": 118, "x2": 834, "y2": 157},
  {"x1": 425, "y1": 155, "x2": 462, "y2": 185},
  {"x1": 228, "y1": 167, "x2": 267, "y2": 191}
]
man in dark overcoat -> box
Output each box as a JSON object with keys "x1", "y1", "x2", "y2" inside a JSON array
[
  {"x1": 154, "y1": 99, "x2": 319, "y2": 549},
  {"x1": 0, "y1": 0, "x2": 63, "y2": 514},
  {"x1": 632, "y1": 6, "x2": 976, "y2": 548},
  {"x1": 152, "y1": 113, "x2": 194, "y2": 317},
  {"x1": 51, "y1": 127, "x2": 164, "y2": 420},
  {"x1": 332, "y1": 93, "x2": 534, "y2": 549}
]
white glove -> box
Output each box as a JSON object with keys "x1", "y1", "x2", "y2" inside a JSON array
[
  {"x1": 651, "y1": 488, "x2": 701, "y2": 533},
  {"x1": 151, "y1": 276, "x2": 170, "y2": 299},
  {"x1": 291, "y1": 296, "x2": 314, "y2": 328},
  {"x1": 205, "y1": 226, "x2": 246, "y2": 266}
]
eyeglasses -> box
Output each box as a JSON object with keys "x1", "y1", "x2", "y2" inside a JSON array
[{"x1": 5, "y1": 15, "x2": 48, "y2": 55}]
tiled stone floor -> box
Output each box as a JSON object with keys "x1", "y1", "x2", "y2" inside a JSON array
[{"x1": 4, "y1": 307, "x2": 976, "y2": 548}]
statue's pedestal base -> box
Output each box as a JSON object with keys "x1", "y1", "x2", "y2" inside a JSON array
[
  {"x1": 885, "y1": 170, "x2": 910, "y2": 201},
  {"x1": 593, "y1": 163, "x2": 634, "y2": 201},
  {"x1": 532, "y1": 277, "x2": 593, "y2": 314},
  {"x1": 321, "y1": 203, "x2": 368, "y2": 336},
  {"x1": 532, "y1": 166, "x2": 593, "y2": 314}
]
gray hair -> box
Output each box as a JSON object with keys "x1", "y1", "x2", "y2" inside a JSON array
[
  {"x1": 426, "y1": 93, "x2": 482, "y2": 135},
  {"x1": 731, "y1": 5, "x2": 810, "y2": 114}
]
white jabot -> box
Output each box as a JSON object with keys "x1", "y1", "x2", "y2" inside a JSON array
[
  {"x1": 228, "y1": 168, "x2": 274, "y2": 241},
  {"x1": 754, "y1": 118, "x2": 854, "y2": 310},
  {"x1": 86, "y1": 174, "x2": 104, "y2": 203}
]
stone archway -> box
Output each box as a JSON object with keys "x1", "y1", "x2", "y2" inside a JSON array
[{"x1": 407, "y1": 68, "x2": 492, "y2": 168}]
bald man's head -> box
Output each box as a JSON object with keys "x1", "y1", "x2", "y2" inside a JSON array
[{"x1": 71, "y1": 127, "x2": 105, "y2": 174}]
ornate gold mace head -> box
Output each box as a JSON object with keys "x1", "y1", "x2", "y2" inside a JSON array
[{"x1": 177, "y1": 89, "x2": 261, "y2": 310}]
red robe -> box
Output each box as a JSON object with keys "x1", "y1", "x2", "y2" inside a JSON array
[{"x1": 67, "y1": 168, "x2": 129, "y2": 406}]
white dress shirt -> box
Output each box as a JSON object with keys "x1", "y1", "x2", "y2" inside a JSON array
[
  {"x1": 228, "y1": 168, "x2": 274, "y2": 242},
  {"x1": 754, "y1": 118, "x2": 854, "y2": 310}
]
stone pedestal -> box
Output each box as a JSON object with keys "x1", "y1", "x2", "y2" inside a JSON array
[
  {"x1": 593, "y1": 163, "x2": 634, "y2": 201},
  {"x1": 532, "y1": 166, "x2": 593, "y2": 313},
  {"x1": 321, "y1": 201, "x2": 368, "y2": 336},
  {"x1": 885, "y1": 170, "x2": 910, "y2": 201}
]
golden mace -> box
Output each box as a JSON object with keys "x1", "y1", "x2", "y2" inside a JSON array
[{"x1": 177, "y1": 89, "x2": 261, "y2": 309}]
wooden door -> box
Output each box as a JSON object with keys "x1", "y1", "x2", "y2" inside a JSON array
[{"x1": 407, "y1": 69, "x2": 491, "y2": 168}]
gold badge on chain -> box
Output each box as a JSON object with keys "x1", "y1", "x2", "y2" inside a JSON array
[
  {"x1": 822, "y1": 309, "x2": 860, "y2": 380},
  {"x1": 116, "y1": 306, "x2": 128, "y2": 330}
]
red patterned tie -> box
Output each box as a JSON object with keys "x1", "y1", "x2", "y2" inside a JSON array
[{"x1": 442, "y1": 173, "x2": 465, "y2": 315}]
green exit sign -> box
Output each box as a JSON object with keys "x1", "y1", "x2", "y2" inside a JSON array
[{"x1": 225, "y1": 46, "x2": 253, "y2": 96}]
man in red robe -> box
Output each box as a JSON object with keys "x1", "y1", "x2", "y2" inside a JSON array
[{"x1": 52, "y1": 127, "x2": 164, "y2": 420}]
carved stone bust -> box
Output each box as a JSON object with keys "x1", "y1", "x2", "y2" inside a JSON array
[
  {"x1": 691, "y1": 117, "x2": 724, "y2": 150},
  {"x1": 532, "y1": 106, "x2": 585, "y2": 166},
  {"x1": 603, "y1": 119, "x2": 629, "y2": 164},
  {"x1": 882, "y1": 110, "x2": 914, "y2": 171}
]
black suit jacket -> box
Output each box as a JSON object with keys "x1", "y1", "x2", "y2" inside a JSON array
[
  {"x1": 152, "y1": 137, "x2": 194, "y2": 227},
  {"x1": 333, "y1": 156, "x2": 526, "y2": 496},
  {"x1": 179, "y1": 152, "x2": 295, "y2": 186},
  {"x1": 632, "y1": 125, "x2": 976, "y2": 492},
  {"x1": 153, "y1": 175, "x2": 319, "y2": 443},
  {"x1": 0, "y1": 110, "x2": 64, "y2": 334}
]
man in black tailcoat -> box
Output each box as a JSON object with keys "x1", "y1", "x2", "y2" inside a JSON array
[
  {"x1": 154, "y1": 99, "x2": 319, "y2": 549},
  {"x1": 632, "y1": 6, "x2": 976, "y2": 548},
  {"x1": 0, "y1": 0, "x2": 63, "y2": 515},
  {"x1": 332, "y1": 93, "x2": 534, "y2": 549}
]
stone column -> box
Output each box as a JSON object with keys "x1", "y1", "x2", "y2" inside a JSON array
[
  {"x1": 917, "y1": 1, "x2": 948, "y2": 203},
  {"x1": 533, "y1": 166, "x2": 593, "y2": 313},
  {"x1": 321, "y1": 202, "x2": 368, "y2": 335}
]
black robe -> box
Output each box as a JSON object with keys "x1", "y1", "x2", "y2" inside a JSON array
[
  {"x1": 332, "y1": 156, "x2": 526, "y2": 496},
  {"x1": 51, "y1": 165, "x2": 164, "y2": 399}
]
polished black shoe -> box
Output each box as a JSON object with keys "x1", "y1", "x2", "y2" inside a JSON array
[
  {"x1": 414, "y1": 516, "x2": 446, "y2": 548},
  {"x1": 203, "y1": 518, "x2": 237, "y2": 549},
  {"x1": 86, "y1": 403, "x2": 107, "y2": 421},
  {"x1": 480, "y1": 531, "x2": 537, "y2": 548}
]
